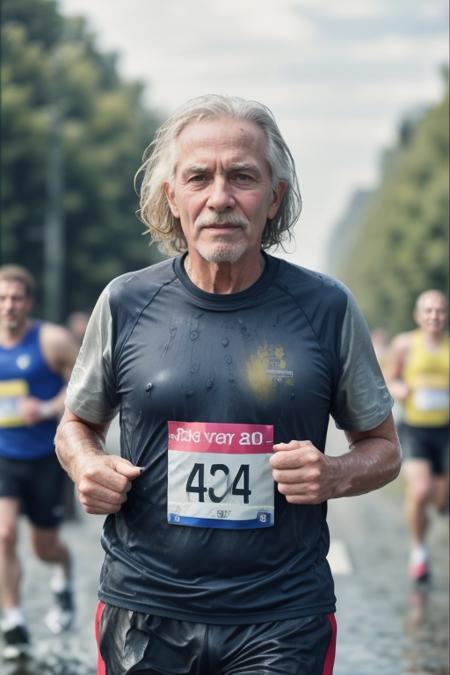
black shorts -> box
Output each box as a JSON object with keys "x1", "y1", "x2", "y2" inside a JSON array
[
  {"x1": 399, "y1": 423, "x2": 449, "y2": 475},
  {"x1": 95, "y1": 602, "x2": 337, "y2": 675},
  {"x1": 0, "y1": 453, "x2": 67, "y2": 527}
]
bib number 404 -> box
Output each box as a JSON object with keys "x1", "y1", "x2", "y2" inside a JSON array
[{"x1": 186, "y1": 463, "x2": 251, "y2": 504}]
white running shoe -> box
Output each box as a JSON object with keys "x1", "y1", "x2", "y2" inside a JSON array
[{"x1": 45, "y1": 588, "x2": 75, "y2": 634}]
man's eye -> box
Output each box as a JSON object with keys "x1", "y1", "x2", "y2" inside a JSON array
[
  {"x1": 233, "y1": 173, "x2": 253, "y2": 183},
  {"x1": 189, "y1": 175, "x2": 208, "y2": 183}
]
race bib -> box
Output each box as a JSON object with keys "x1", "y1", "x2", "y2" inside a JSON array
[
  {"x1": 167, "y1": 421, "x2": 274, "y2": 529},
  {"x1": 0, "y1": 379, "x2": 28, "y2": 427},
  {"x1": 414, "y1": 388, "x2": 449, "y2": 412}
]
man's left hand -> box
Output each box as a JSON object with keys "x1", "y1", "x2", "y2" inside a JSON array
[{"x1": 270, "y1": 440, "x2": 337, "y2": 504}]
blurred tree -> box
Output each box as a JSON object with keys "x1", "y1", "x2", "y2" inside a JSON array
[
  {"x1": 1, "y1": 0, "x2": 163, "y2": 320},
  {"x1": 334, "y1": 73, "x2": 449, "y2": 337}
]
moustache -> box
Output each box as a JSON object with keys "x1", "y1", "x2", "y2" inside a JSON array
[{"x1": 195, "y1": 214, "x2": 250, "y2": 228}]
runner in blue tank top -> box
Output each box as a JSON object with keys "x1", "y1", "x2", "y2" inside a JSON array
[
  {"x1": 56, "y1": 95, "x2": 402, "y2": 675},
  {"x1": 0, "y1": 265, "x2": 78, "y2": 659}
]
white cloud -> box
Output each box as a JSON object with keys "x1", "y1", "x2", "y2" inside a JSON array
[
  {"x1": 354, "y1": 78, "x2": 444, "y2": 107},
  {"x1": 347, "y1": 35, "x2": 448, "y2": 64},
  {"x1": 206, "y1": 0, "x2": 316, "y2": 42},
  {"x1": 62, "y1": 0, "x2": 316, "y2": 54},
  {"x1": 293, "y1": 0, "x2": 384, "y2": 18},
  {"x1": 417, "y1": 1, "x2": 449, "y2": 20}
]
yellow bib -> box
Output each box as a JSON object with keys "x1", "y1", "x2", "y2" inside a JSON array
[
  {"x1": 403, "y1": 331, "x2": 449, "y2": 426},
  {"x1": 0, "y1": 379, "x2": 29, "y2": 427}
]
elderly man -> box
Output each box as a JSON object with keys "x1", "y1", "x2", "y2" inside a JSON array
[
  {"x1": 388, "y1": 290, "x2": 449, "y2": 583},
  {"x1": 56, "y1": 95, "x2": 401, "y2": 675}
]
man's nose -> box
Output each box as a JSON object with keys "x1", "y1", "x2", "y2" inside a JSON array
[
  {"x1": 2, "y1": 298, "x2": 14, "y2": 311},
  {"x1": 207, "y1": 177, "x2": 234, "y2": 210}
]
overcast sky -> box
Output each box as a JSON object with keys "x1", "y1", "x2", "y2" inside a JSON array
[{"x1": 59, "y1": 0, "x2": 448, "y2": 272}]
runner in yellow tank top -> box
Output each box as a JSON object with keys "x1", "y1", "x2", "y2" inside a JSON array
[
  {"x1": 403, "y1": 330, "x2": 449, "y2": 427},
  {"x1": 388, "y1": 290, "x2": 449, "y2": 583}
]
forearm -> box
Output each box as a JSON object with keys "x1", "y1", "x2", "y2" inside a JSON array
[
  {"x1": 386, "y1": 378, "x2": 409, "y2": 401},
  {"x1": 386, "y1": 337, "x2": 410, "y2": 401},
  {"x1": 55, "y1": 410, "x2": 140, "y2": 515},
  {"x1": 55, "y1": 414, "x2": 108, "y2": 483},
  {"x1": 40, "y1": 387, "x2": 67, "y2": 419},
  {"x1": 330, "y1": 434, "x2": 401, "y2": 498}
]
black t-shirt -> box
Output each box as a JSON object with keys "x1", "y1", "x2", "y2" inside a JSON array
[{"x1": 67, "y1": 253, "x2": 392, "y2": 623}]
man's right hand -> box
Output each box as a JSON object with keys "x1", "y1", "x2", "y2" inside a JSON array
[{"x1": 74, "y1": 454, "x2": 142, "y2": 515}]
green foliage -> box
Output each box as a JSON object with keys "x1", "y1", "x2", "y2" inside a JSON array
[
  {"x1": 1, "y1": 0, "x2": 163, "y2": 320},
  {"x1": 336, "y1": 79, "x2": 449, "y2": 337}
]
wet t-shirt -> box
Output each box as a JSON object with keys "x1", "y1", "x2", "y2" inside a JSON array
[{"x1": 66, "y1": 253, "x2": 392, "y2": 623}]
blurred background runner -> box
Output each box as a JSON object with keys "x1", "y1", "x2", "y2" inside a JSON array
[
  {"x1": 387, "y1": 290, "x2": 449, "y2": 583},
  {"x1": 0, "y1": 265, "x2": 78, "y2": 659}
]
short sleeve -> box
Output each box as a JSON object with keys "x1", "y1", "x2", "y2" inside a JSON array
[
  {"x1": 331, "y1": 290, "x2": 393, "y2": 431},
  {"x1": 65, "y1": 286, "x2": 119, "y2": 424}
]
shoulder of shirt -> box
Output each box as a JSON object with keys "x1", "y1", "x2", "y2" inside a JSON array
[
  {"x1": 104, "y1": 257, "x2": 177, "y2": 304},
  {"x1": 273, "y1": 256, "x2": 352, "y2": 312}
]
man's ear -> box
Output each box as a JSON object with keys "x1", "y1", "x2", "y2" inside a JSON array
[
  {"x1": 268, "y1": 181, "x2": 287, "y2": 219},
  {"x1": 163, "y1": 182, "x2": 180, "y2": 218}
]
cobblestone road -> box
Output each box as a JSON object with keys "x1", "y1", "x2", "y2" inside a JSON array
[{"x1": 2, "y1": 422, "x2": 448, "y2": 674}]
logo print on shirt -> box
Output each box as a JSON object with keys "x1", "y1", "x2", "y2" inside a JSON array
[
  {"x1": 16, "y1": 354, "x2": 31, "y2": 370},
  {"x1": 246, "y1": 344, "x2": 294, "y2": 399}
]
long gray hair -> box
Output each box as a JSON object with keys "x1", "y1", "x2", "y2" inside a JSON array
[{"x1": 135, "y1": 94, "x2": 302, "y2": 255}]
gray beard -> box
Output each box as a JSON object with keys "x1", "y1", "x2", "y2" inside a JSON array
[{"x1": 195, "y1": 240, "x2": 248, "y2": 264}]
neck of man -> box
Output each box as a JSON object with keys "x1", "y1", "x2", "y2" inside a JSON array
[
  {"x1": 185, "y1": 251, "x2": 266, "y2": 294},
  {"x1": 0, "y1": 320, "x2": 30, "y2": 348}
]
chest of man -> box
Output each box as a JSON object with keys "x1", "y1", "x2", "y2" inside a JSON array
[{"x1": 114, "y1": 292, "x2": 336, "y2": 449}]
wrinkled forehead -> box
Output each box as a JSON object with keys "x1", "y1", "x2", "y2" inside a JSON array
[{"x1": 173, "y1": 116, "x2": 269, "y2": 169}]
